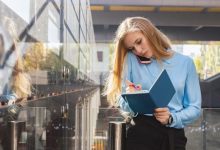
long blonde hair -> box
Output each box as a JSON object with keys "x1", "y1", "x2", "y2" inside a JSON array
[
  {"x1": 4, "y1": 17, "x2": 31, "y2": 101},
  {"x1": 11, "y1": 56, "x2": 31, "y2": 101},
  {"x1": 104, "y1": 17, "x2": 173, "y2": 105}
]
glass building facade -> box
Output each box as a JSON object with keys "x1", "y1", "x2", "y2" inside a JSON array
[
  {"x1": 0, "y1": 0, "x2": 107, "y2": 149},
  {"x1": 0, "y1": 0, "x2": 220, "y2": 150}
]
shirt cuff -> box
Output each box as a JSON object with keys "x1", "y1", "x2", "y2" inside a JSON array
[{"x1": 168, "y1": 112, "x2": 184, "y2": 128}]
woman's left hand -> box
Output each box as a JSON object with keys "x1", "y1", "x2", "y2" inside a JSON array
[{"x1": 154, "y1": 107, "x2": 170, "y2": 125}]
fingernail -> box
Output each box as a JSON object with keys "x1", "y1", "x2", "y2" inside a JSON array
[{"x1": 136, "y1": 85, "x2": 140, "y2": 88}]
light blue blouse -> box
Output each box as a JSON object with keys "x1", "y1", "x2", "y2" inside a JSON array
[
  {"x1": 119, "y1": 51, "x2": 201, "y2": 129},
  {"x1": 0, "y1": 51, "x2": 18, "y2": 103}
]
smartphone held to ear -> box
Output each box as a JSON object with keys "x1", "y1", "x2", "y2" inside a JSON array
[{"x1": 136, "y1": 56, "x2": 151, "y2": 64}]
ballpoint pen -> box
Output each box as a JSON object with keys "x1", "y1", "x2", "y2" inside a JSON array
[
  {"x1": 126, "y1": 80, "x2": 141, "y2": 90},
  {"x1": 129, "y1": 84, "x2": 140, "y2": 90}
]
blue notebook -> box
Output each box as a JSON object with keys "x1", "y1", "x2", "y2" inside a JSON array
[{"x1": 121, "y1": 69, "x2": 175, "y2": 114}]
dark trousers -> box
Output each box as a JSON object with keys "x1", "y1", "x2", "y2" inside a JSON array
[{"x1": 126, "y1": 115, "x2": 187, "y2": 150}]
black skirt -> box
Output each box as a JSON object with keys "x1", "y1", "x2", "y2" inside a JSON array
[{"x1": 126, "y1": 115, "x2": 187, "y2": 150}]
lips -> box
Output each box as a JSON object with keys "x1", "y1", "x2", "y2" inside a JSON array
[{"x1": 142, "y1": 50, "x2": 149, "y2": 57}]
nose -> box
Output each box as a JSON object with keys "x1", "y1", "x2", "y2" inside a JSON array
[{"x1": 134, "y1": 45, "x2": 142, "y2": 54}]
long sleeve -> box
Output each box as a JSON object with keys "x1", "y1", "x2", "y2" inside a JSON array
[
  {"x1": 0, "y1": 93, "x2": 17, "y2": 103},
  {"x1": 117, "y1": 51, "x2": 201, "y2": 128},
  {"x1": 118, "y1": 53, "x2": 136, "y2": 116},
  {"x1": 0, "y1": 51, "x2": 17, "y2": 104},
  {"x1": 170, "y1": 59, "x2": 201, "y2": 128}
]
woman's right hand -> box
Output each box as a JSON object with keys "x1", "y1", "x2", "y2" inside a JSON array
[{"x1": 126, "y1": 80, "x2": 142, "y2": 93}]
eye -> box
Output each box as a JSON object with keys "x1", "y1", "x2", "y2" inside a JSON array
[{"x1": 136, "y1": 39, "x2": 142, "y2": 45}]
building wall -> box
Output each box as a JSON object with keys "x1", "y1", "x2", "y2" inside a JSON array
[{"x1": 0, "y1": 0, "x2": 104, "y2": 149}]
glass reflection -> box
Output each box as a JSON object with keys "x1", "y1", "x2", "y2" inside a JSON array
[
  {"x1": 0, "y1": 16, "x2": 32, "y2": 150},
  {"x1": 0, "y1": 17, "x2": 31, "y2": 107}
]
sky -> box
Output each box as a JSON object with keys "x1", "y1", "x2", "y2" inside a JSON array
[{"x1": 1, "y1": 0, "x2": 30, "y2": 22}]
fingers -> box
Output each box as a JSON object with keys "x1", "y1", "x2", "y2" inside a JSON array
[
  {"x1": 126, "y1": 79, "x2": 133, "y2": 85},
  {"x1": 126, "y1": 86, "x2": 136, "y2": 93},
  {"x1": 154, "y1": 107, "x2": 170, "y2": 125},
  {"x1": 154, "y1": 107, "x2": 168, "y2": 112},
  {"x1": 135, "y1": 84, "x2": 142, "y2": 90},
  {"x1": 155, "y1": 117, "x2": 168, "y2": 125},
  {"x1": 154, "y1": 108, "x2": 169, "y2": 116},
  {"x1": 154, "y1": 113, "x2": 168, "y2": 117},
  {"x1": 125, "y1": 80, "x2": 142, "y2": 93}
]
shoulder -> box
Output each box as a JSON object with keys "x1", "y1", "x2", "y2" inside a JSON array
[
  {"x1": 173, "y1": 51, "x2": 192, "y2": 62},
  {"x1": 171, "y1": 51, "x2": 194, "y2": 65},
  {"x1": 173, "y1": 51, "x2": 196, "y2": 72},
  {"x1": 126, "y1": 52, "x2": 136, "y2": 62},
  {"x1": 127, "y1": 52, "x2": 135, "y2": 58}
]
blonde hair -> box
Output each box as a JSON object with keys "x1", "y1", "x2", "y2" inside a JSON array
[
  {"x1": 11, "y1": 57, "x2": 31, "y2": 101},
  {"x1": 4, "y1": 17, "x2": 31, "y2": 101},
  {"x1": 104, "y1": 17, "x2": 173, "y2": 105}
]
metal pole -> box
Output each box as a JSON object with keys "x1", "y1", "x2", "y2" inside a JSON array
[
  {"x1": 202, "y1": 109, "x2": 207, "y2": 150},
  {"x1": 108, "y1": 121, "x2": 126, "y2": 150},
  {"x1": 7, "y1": 121, "x2": 26, "y2": 150}
]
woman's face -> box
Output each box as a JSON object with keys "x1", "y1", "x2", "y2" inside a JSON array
[{"x1": 123, "y1": 31, "x2": 153, "y2": 58}]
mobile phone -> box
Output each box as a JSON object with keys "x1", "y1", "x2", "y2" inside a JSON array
[{"x1": 136, "y1": 56, "x2": 151, "y2": 64}]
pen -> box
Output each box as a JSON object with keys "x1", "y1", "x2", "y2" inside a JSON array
[
  {"x1": 129, "y1": 84, "x2": 139, "y2": 90},
  {"x1": 126, "y1": 79, "x2": 141, "y2": 90}
]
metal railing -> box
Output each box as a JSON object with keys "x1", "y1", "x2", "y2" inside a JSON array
[
  {"x1": 7, "y1": 121, "x2": 26, "y2": 150},
  {"x1": 108, "y1": 121, "x2": 126, "y2": 150},
  {"x1": 1, "y1": 107, "x2": 220, "y2": 150}
]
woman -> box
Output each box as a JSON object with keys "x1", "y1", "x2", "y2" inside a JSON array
[
  {"x1": 0, "y1": 18, "x2": 31, "y2": 150},
  {"x1": 0, "y1": 18, "x2": 31, "y2": 106},
  {"x1": 105, "y1": 17, "x2": 201, "y2": 150},
  {"x1": 0, "y1": 32, "x2": 17, "y2": 105}
]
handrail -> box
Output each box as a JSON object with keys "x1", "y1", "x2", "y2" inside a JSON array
[
  {"x1": 7, "y1": 121, "x2": 26, "y2": 150},
  {"x1": 108, "y1": 121, "x2": 126, "y2": 150}
]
